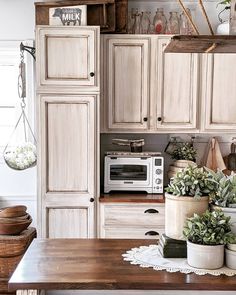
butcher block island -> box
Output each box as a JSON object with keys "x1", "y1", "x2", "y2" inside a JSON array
[{"x1": 8, "y1": 239, "x2": 236, "y2": 294}]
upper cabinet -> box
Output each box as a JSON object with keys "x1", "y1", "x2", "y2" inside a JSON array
[
  {"x1": 156, "y1": 38, "x2": 199, "y2": 131},
  {"x1": 102, "y1": 35, "x2": 150, "y2": 131},
  {"x1": 203, "y1": 54, "x2": 236, "y2": 132},
  {"x1": 101, "y1": 35, "x2": 200, "y2": 133},
  {"x1": 36, "y1": 26, "x2": 99, "y2": 92}
]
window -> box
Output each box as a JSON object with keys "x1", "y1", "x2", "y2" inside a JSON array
[{"x1": 0, "y1": 41, "x2": 35, "y2": 161}]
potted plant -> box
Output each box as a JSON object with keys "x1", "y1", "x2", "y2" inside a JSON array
[
  {"x1": 168, "y1": 142, "x2": 197, "y2": 179},
  {"x1": 183, "y1": 210, "x2": 235, "y2": 269},
  {"x1": 207, "y1": 170, "x2": 236, "y2": 234},
  {"x1": 165, "y1": 166, "x2": 216, "y2": 240}
]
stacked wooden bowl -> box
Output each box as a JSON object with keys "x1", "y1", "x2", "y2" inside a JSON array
[{"x1": 0, "y1": 206, "x2": 32, "y2": 235}]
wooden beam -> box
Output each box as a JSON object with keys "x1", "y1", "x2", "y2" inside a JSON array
[{"x1": 164, "y1": 35, "x2": 236, "y2": 53}]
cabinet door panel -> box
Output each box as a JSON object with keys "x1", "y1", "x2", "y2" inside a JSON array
[
  {"x1": 105, "y1": 37, "x2": 149, "y2": 130},
  {"x1": 204, "y1": 54, "x2": 236, "y2": 130},
  {"x1": 47, "y1": 207, "x2": 94, "y2": 238},
  {"x1": 39, "y1": 95, "x2": 96, "y2": 195},
  {"x1": 156, "y1": 38, "x2": 199, "y2": 131},
  {"x1": 36, "y1": 26, "x2": 99, "y2": 90}
]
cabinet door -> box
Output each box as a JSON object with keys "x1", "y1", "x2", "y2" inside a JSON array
[
  {"x1": 46, "y1": 207, "x2": 94, "y2": 238},
  {"x1": 36, "y1": 26, "x2": 99, "y2": 91},
  {"x1": 38, "y1": 94, "x2": 98, "y2": 238},
  {"x1": 156, "y1": 38, "x2": 199, "y2": 131},
  {"x1": 104, "y1": 37, "x2": 150, "y2": 131},
  {"x1": 203, "y1": 54, "x2": 236, "y2": 131}
]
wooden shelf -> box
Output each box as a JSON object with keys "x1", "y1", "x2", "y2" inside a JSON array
[{"x1": 165, "y1": 35, "x2": 236, "y2": 53}]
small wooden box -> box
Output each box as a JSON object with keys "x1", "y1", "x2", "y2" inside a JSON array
[{"x1": 0, "y1": 227, "x2": 36, "y2": 283}]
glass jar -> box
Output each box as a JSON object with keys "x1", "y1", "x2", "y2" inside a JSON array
[
  {"x1": 153, "y1": 8, "x2": 167, "y2": 34},
  {"x1": 168, "y1": 11, "x2": 180, "y2": 34},
  {"x1": 132, "y1": 10, "x2": 141, "y2": 34},
  {"x1": 140, "y1": 11, "x2": 151, "y2": 34},
  {"x1": 128, "y1": 9, "x2": 135, "y2": 34},
  {"x1": 180, "y1": 8, "x2": 194, "y2": 35}
]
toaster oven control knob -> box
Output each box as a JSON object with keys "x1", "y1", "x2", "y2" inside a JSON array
[
  {"x1": 155, "y1": 169, "x2": 162, "y2": 175},
  {"x1": 155, "y1": 178, "x2": 162, "y2": 185}
]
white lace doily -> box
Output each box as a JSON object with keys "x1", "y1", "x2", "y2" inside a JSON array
[{"x1": 122, "y1": 244, "x2": 236, "y2": 276}]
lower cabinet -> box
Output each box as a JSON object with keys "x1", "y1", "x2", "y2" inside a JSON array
[{"x1": 99, "y1": 203, "x2": 165, "y2": 239}]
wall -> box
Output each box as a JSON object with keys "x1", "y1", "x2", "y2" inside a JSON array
[
  {"x1": 100, "y1": 133, "x2": 234, "y2": 192},
  {"x1": 0, "y1": 0, "x2": 37, "y2": 227}
]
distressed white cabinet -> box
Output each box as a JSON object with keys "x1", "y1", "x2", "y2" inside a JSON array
[
  {"x1": 36, "y1": 26, "x2": 99, "y2": 92},
  {"x1": 102, "y1": 35, "x2": 150, "y2": 131},
  {"x1": 101, "y1": 35, "x2": 199, "y2": 133},
  {"x1": 36, "y1": 26, "x2": 100, "y2": 238},
  {"x1": 203, "y1": 53, "x2": 236, "y2": 131},
  {"x1": 156, "y1": 38, "x2": 199, "y2": 131},
  {"x1": 99, "y1": 203, "x2": 165, "y2": 239}
]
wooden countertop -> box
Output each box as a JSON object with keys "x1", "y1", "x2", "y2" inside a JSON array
[
  {"x1": 9, "y1": 239, "x2": 236, "y2": 291},
  {"x1": 100, "y1": 193, "x2": 165, "y2": 203}
]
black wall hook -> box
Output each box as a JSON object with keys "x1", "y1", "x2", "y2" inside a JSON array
[{"x1": 20, "y1": 42, "x2": 36, "y2": 60}]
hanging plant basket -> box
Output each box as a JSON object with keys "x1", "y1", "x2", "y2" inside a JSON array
[
  {"x1": 3, "y1": 44, "x2": 37, "y2": 171},
  {"x1": 4, "y1": 142, "x2": 37, "y2": 171}
]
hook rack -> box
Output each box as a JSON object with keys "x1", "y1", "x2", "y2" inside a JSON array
[{"x1": 20, "y1": 42, "x2": 36, "y2": 60}]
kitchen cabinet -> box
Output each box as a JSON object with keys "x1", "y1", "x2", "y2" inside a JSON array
[
  {"x1": 101, "y1": 34, "x2": 199, "y2": 133},
  {"x1": 36, "y1": 26, "x2": 100, "y2": 238},
  {"x1": 156, "y1": 37, "x2": 199, "y2": 131},
  {"x1": 203, "y1": 53, "x2": 236, "y2": 131},
  {"x1": 102, "y1": 35, "x2": 150, "y2": 131},
  {"x1": 36, "y1": 26, "x2": 99, "y2": 92},
  {"x1": 99, "y1": 202, "x2": 165, "y2": 239}
]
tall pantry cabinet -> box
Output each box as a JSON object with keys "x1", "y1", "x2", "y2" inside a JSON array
[{"x1": 36, "y1": 26, "x2": 100, "y2": 238}]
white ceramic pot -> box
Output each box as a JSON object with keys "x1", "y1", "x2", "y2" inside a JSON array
[
  {"x1": 216, "y1": 21, "x2": 230, "y2": 35},
  {"x1": 211, "y1": 205, "x2": 236, "y2": 234},
  {"x1": 225, "y1": 248, "x2": 236, "y2": 269},
  {"x1": 165, "y1": 193, "x2": 209, "y2": 240},
  {"x1": 187, "y1": 241, "x2": 224, "y2": 269},
  {"x1": 227, "y1": 243, "x2": 236, "y2": 251}
]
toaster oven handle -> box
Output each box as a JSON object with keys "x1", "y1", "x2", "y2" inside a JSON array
[
  {"x1": 145, "y1": 230, "x2": 159, "y2": 236},
  {"x1": 144, "y1": 209, "x2": 159, "y2": 214}
]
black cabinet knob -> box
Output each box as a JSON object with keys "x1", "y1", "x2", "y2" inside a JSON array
[
  {"x1": 157, "y1": 117, "x2": 162, "y2": 122},
  {"x1": 90, "y1": 198, "x2": 94, "y2": 202},
  {"x1": 145, "y1": 231, "x2": 159, "y2": 236},
  {"x1": 144, "y1": 209, "x2": 159, "y2": 214},
  {"x1": 143, "y1": 117, "x2": 148, "y2": 122},
  {"x1": 90, "y1": 72, "x2": 95, "y2": 77}
]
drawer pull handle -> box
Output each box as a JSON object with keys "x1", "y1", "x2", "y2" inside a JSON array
[
  {"x1": 144, "y1": 209, "x2": 159, "y2": 214},
  {"x1": 145, "y1": 231, "x2": 159, "y2": 236}
]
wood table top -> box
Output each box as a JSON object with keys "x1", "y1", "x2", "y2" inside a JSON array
[
  {"x1": 9, "y1": 239, "x2": 236, "y2": 291},
  {"x1": 100, "y1": 193, "x2": 165, "y2": 203}
]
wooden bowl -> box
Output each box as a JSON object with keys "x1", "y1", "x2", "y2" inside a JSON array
[
  {"x1": 0, "y1": 215, "x2": 32, "y2": 235},
  {"x1": 0, "y1": 213, "x2": 29, "y2": 224},
  {"x1": 0, "y1": 206, "x2": 27, "y2": 218}
]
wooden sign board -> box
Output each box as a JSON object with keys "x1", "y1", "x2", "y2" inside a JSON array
[{"x1": 49, "y1": 5, "x2": 87, "y2": 26}]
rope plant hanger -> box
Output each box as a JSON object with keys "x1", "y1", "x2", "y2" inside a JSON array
[{"x1": 3, "y1": 43, "x2": 36, "y2": 170}]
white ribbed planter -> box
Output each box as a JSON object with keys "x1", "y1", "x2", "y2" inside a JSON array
[
  {"x1": 165, "y1": 193, "x2": 209, "y2": 240},
  {"x1": 187, "y1": 241, "x2": 224, "y2": 269},
  {"x1": 211, "y1": 205, "x2": 236, "y2": 234}
]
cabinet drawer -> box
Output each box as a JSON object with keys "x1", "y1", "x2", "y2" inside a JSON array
[
  {"x1": 103, "y1": 204, "x2": 165, "y2": 227},
  {"x1": 103, "y1": 226, "x2": 164, "y2": 239}
]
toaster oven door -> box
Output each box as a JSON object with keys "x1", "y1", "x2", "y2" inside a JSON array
[{"x1": 105, "y1": 157, "x2": 152, "y2": 188}]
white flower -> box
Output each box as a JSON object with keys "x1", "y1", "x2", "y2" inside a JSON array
[{"x1": 4, "y1": 142, "x2": 37, "y2": 170}]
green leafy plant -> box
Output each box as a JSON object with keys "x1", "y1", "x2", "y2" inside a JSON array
[
  {"x1": 183, "y1": 210, "x2": 235, "y2": 245},
  {"x1": 207, "y1": 169, "x2": 236, "y2": 208},
  {"x1": 166, "y1": 165, "x2": 216, "y2": 198},
  {"x1": 170, "y1": 142, "x2": 197, "y2": 161},
  {"x1": 218, "y1": 0, "x2": 230, "y2": 5}
]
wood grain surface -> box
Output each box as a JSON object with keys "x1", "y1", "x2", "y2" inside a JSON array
[
  {"x1": 99, "y1": 193, "x2": 165, "y2": 203},
  {"x1": 8, "y1": 239, "x2": 236, "y2": 291}
]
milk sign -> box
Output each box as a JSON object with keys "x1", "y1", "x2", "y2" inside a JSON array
[{"x1": 49, "y1": 5, "x2": 87, "y2": 26}]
